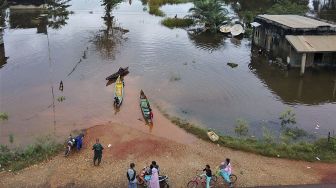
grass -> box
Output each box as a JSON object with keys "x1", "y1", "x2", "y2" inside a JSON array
[
  {"x1": 160, "y1": 112, "x2": 336, "y2": 163},
  {"x1": 0, "y1": 112, "x2": 8, "y2": 121},
  {"x1": 0, "y1": 136, "x2": 63, "y2": 171},
  {"x1": 147, "y1": 0, "x2": 190, "y2": 16},
  {"x1": 161, "y1": 17, "x2": 194, "y2": 29}
]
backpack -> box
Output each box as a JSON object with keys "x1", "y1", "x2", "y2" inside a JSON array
[{"x1": 127, "y1": 169, "x2": 136, "y2": 182}]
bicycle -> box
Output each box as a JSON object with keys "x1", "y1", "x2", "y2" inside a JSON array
[
  {"x1": 212, "y1": 168, "x2": 237, "y2": 187},
  {"x1": 187, "y1": 170, "x2": 216, "y2": 188}
]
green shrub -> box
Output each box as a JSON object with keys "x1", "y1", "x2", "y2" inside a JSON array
[
  {"x1": 161, "y1": 18, "x2": 194, "y2": 28},
  {"x1": 279, "y1": 108, "x2": 296, "y2": 128}
]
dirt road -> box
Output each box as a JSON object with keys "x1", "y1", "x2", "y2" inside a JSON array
[{"x1": 1, "y1": 122, "x2": 336, "y2": 188}]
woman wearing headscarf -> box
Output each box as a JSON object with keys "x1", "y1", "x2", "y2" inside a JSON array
[
  {"x1": 149, "y1": 166, "x2": 160, "y2": 188},
  {"x1": 220, "y1": 158, "x2": 233, "y2": 187}
]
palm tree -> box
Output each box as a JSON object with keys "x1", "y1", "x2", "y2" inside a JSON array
[{"x1": 189, "y1": 0, "x2": 228, "y2": 31}]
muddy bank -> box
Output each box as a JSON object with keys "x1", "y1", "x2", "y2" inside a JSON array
[{"x1": 1, "y1": 123, "x2": 336, "y2": 187}]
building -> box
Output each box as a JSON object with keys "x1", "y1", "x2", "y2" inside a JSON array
[{"x1": 252, "y1": 14, "x2": 336, "y2": 75}]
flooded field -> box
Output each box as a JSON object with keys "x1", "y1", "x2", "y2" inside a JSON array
[{"x1": 0, "y1": 0, "x2": 335, "y2": 145}]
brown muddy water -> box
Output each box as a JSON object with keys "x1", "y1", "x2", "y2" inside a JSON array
[{"x1": 0, "y1": 0, "x2": 336, "y2": 145}]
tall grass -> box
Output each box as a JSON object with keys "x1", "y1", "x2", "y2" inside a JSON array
[
  {"x1": 161, "y1": 112, "x2": 336, "y2": 162},
  {"x1": 0, "y1": 137, "x2": 63, "y2": 171},
  {"x1": 161, "y1": 18, "x2": 194, "y2": 28},
  {"x1": 148, "y1": 0, "x2": 190, "y2": 16}
]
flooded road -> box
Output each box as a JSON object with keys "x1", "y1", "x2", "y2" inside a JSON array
[{"x1": 0, "y1": 0, "x2": 335, "y2": 145}]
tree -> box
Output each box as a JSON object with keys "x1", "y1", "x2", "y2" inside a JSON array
[
  {"x1": 46, "y1": 0, "x2": 72, "y2": 29},
  {"x1": 267, "y1": 0, "x2": 309, "y2": 15},
  {"x1": 189, "y1": 0, "x2": 228, "y2": 31}
]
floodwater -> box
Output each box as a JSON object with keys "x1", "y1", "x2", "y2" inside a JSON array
[{"x1": 0, "y1": 0, "x2": 336, "y2": 145}]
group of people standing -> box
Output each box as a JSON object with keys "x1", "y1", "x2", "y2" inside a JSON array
[
  {"x1": 127, "y1": 161, "x2": 160, "y2": 188},
  {"x1": 90, "y1": 138, "x2": 232, "y2": 188},
  {"x1": 91, "y1": 139, "x2": 160, "y2": 188}
]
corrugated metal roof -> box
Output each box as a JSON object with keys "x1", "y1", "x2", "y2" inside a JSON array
[
  {"x1": 258, "y1": 15, "x2": 336, "y2": 29},
  {"x1": 286, "y1": 35, "x2": 336, "y2": 52}
]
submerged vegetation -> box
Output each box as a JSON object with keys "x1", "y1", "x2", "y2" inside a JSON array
[
  {"x1": 0, "y1": 112, "x2": 8, "y2": 121},
  {"x1": 234, "y1": 118, "x2": 249, "y2": 137},
  {"x1": 57, "y1": 96, "x2": 66, "y2": 102},
  {"x1": 189, "y1": 0, "x2": 228, "y2": 31},
  {"x1": 0, "y1": 137, "x2": 63, "y2": 171},
  {"x1": 161, "y1": 17, "x2": 194, "y2": 28},
  {"x1": 145, "y1": 0, "x2": 190, "y2": 16},
  {"x1": 157, "y1": 106, "x2": 336, "y2": 162}
]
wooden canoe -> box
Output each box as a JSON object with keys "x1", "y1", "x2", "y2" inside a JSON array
[
  {"x1": 106, "y1": 67, "x2": 129, "y2": 81},
  {"x1": 140, "y1": 90, "x2": 152, "y2": 123},
  {"x1": 114, "y1": 76, "x2": 124, "y2": 107}
]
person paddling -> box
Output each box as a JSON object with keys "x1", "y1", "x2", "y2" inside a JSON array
[{"x1": 92, "y1": 138, "x2": 104, "y2": 166}]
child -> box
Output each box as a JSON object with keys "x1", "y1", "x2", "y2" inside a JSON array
[{"x1": 203, "y1": 164, "x2": 212, "y2": 188}]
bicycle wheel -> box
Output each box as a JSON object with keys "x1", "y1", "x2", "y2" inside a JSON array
[
  {"x1": 229, "y1": 174, "x2": 237, "y2": 183},
  {"x1": 161, "y1": 182, "x2": 169, "y2": 188},
  {"x1": 187, "y1": 180, "x2": 198, "y2": 188},
  {"x1": 136, "y1": 175, "x2": 144, "y2": 185},
  {"x1": 209, "y1": 178, "x2": 216, "y2": 187},
  {"x1": 212, "y1": 175, "x2": 217, "y2": 182}
]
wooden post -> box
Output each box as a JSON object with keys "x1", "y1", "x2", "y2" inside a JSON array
[{"x1": 300, "y1": 53, "x2": 306, "y2": 76}]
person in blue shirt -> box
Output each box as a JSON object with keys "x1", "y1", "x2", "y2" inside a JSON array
[{"x1": 75, "y1": 133, "x2": 84, "y2": 151}]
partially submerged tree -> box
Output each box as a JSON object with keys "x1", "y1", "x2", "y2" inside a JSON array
[
  {"x1": 46, "y1": 0, "x2": 72, "y2": 29},
  {"x1": 189, "y1": 0, "x2": 228, "y2": 31}
]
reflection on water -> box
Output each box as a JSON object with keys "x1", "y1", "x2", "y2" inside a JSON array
[
  {"x1": 8, "y1": 0, "x2": 71, "y2": 33},
  {"x1": 92, "y1": 0, "x2": 128, "y2": 59},
  {"x1": 9, "y1": 9, "x2": 48, "y2": 33},
  {"x1": 187, "y1": 30, "x2": 226, "y2": 52},
  {"x1": 249, "y1": 48, "x2": 336, "y2": 105},
  {"x1": 46, "y1": 0, "x2": 72, "y2": 29}
]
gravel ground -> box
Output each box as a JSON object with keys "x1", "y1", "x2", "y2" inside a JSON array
[{"x1": 1, "y1": 123, "x2": 336, "y2": 188}]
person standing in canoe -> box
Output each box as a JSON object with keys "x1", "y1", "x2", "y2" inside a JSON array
[{"x1": 92, "y1": 138, "x2": 104, "y2": 166}]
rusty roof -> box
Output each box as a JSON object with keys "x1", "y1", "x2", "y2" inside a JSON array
[
  {"x1": 286, "y1": 35, "x2": 336, "y2": 52},
  {"x1": 257, "y1": 15, "x2": 336, "y2": 29}
]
